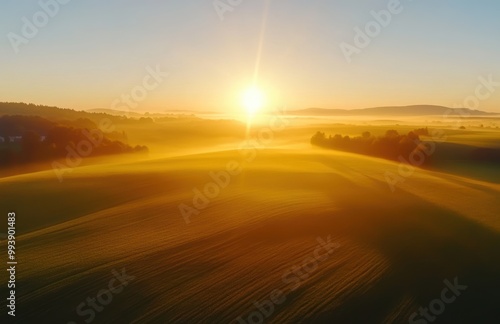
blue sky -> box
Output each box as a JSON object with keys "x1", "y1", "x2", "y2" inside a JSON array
[{"x1": 1, "y1": 0, "x2": 499, "y2": 112}]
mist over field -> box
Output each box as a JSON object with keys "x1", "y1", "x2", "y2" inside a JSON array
[{"x1": 1, "y1": 102, "x2": 500, "y2": 323}]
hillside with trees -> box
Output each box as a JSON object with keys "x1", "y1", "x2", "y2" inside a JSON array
[
  {"x1": 310, "y1": 128, "x2": 432, "y2": 164},
  {"x1": 0, "y1": 102, "x2": 159, "y2": 126},
  {"x1": 0, "y1": 115, "x2": 148, "y2": 169}
]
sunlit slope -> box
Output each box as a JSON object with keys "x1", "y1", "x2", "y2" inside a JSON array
[{"x1": 1, "y1": 148, "x2": 500, "y2": 323}]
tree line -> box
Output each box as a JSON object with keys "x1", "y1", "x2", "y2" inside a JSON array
[
  {"x1": 310, "y1": 128, "x2": 431, "y2": 163},
  {"x1": 0, "y1": 115, "x2": 148, "y2": 168}
]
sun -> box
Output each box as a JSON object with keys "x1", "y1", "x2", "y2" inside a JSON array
[{"x1": 243, "y1": 87, "x2": 265, "y2": 117}]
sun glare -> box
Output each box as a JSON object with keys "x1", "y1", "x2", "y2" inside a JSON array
[{"x1": 243, "y1": 87, "x2": 265, "y2": 117}]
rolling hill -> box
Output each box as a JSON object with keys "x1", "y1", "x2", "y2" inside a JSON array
[{"x1": 2, "y1": 146, "x2": 500, "y2": 323}]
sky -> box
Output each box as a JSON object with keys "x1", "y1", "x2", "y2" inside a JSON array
[{"x1": 1, "y1": 0, "x2": 500, "y2": 113}]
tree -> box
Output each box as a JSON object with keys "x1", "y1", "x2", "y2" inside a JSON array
[
  {"x1": 385, "y1": 129, "x2": 399, "y2": 138},
  {"x1": 21, "y1": 130, "x2": 41, "y2": 161}
]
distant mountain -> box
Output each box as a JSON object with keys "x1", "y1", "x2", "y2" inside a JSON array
[
  {"x1": 292, "y1": 105, "x2": 499, "y2": 116},
  {"x1": 86, "y1": 108, "x2": 144, "y2": 117},
  {"x1": 0, "y1": 102, "x2": 171, "y2": 124},
  {"x1": 87, "y1": 108, "x2": 195, "y2": 118},
  {"x1": 0, "y1": 102, "x2": 123, "y2": 124}
]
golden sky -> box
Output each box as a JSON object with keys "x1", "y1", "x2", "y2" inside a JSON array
[{"x1": 1, "y1": 0, "x2": 500, "y2": 113}]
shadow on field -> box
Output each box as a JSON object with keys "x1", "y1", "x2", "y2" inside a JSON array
[
  {"x1": 268, "y1": 184, "x2": 500, "y2": 323},
  {"x1": 7, "y1": 170, "x2": 500, "y2": 323}
]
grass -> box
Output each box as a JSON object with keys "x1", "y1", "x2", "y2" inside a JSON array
[{"x1": 1, "y1": 117, "x2": 500, "y2": 323}]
